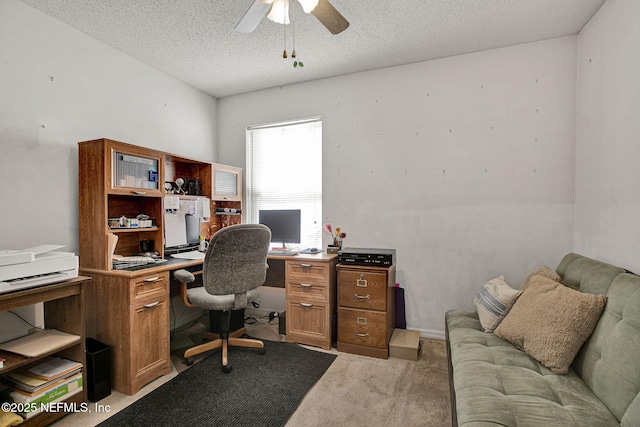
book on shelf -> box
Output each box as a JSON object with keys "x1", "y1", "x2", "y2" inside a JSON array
[
  {"x1": 0, "y1": 329, "x2": 80, "y2": 358},
  {"x1": 5, "y1": 365, "x2": 82, "y2": 395},
  {"x1": 12, "y1": 373, "x2": 83, "y2": 419},
  {"x1": 6, "y1": 370, "x2": 82, "y2": 403},
  {"x1": 0, "y1": 357, "x2": 4, "y2": 369},
  {"x1": 3, "y1": 357, "x2": 82, "y2": 395}
]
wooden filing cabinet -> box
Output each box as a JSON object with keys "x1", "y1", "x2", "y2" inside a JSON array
[
  {"x1": 285, "y1": 255, "x2": 337, "y2": 350},
  {"x1": 84, "y1": 270, "x2": 171, "y2": 395},
  {"x1": 337, "y1": 264, "x2": 396, "y2": 359}
]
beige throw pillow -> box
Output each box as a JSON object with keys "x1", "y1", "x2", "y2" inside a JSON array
[
  {"x1": 494, "y1": 275, "x2": 606, "y2": 374},
  {"x1": 473, "y1": 276, "x2": 522, "y2": 332},
  {"x1": 519, "y1": 265, "x2": 561, "y2": 291}
]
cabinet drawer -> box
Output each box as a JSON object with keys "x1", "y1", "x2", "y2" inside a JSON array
[
  {"x1": 286, "y1": 260, "x2": 330, "y2": 283},
  {"x1": 338, "y1": 308, "x2": 387, "y2": 349},
  {"x1": 338, "y1": 270, "x2": 388, "y2": 311},
  {"x1": 338, "y1": 308, "x2": 388, "y2": 348},
  {"x1": 286, "y1": 300, "x2": 330, "y2": 340},
  {"x1": 129, "y1": 272, "x2": 169, "y2": 304},
  {"x1": 286, "y1": 280, "x2": 329, "y2": 302}
]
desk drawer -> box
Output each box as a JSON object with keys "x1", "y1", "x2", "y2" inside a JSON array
[
  {"x1": 338, "y1": 270, "x2": 388, "y2": 311},
  {"x1": 286, "y1": 300, "x2": 331, "y2": 349},
  {"x1": 129, "y1": 272, "x2": 169, "y2": 304},
  {"x1": 286, "y1": 280, "x2": 329, "y2": 302},
  {"x1": 286, "y1": 260, "x2": 330, "y2": 283},
  {"x1": 338, "y1": 307, "x2": 387, "y2": 349}
]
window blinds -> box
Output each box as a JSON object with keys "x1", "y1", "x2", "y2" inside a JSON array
[{"x1": 246, "y1": 118, "x2": 322, "y2": 247}]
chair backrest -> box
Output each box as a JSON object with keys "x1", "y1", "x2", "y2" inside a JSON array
[{"x1": 202, "y1": 224, "x2": 271, "y2": 299}]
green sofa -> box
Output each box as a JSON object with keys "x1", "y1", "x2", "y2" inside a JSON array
[{"x1": 446, "y1": 253, "x2": 640, "y2": 426}]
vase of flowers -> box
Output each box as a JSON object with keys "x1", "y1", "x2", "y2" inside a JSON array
[{"x1": 324, "y1": 223, "x2": 346, "y2": 254}]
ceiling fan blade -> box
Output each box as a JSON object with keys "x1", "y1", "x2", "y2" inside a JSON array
[
  {"x1": 235, "y1": 0, "x2": 273, "y2": 33},
  {"x1": 312, "y1": 0, "x2": 349, "y2": 35}
]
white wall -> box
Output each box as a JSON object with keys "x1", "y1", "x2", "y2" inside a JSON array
[
  {"x1": 0, "y1": 0, "x2": 218, "y2": 254},
  {"x1": 574, "y1": 0, "x2": 640, "y2": 273},
  {"x1": 219, "y1": 38, "x2": 577, "y2": 338}
]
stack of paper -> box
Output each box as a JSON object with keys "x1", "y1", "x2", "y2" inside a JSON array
[
  {"x1": 1, "y1": 357, "x2": 83, "y2": 419},
  {"x1": 0, "y1": 329, "x2": 80, "y2": 358}
]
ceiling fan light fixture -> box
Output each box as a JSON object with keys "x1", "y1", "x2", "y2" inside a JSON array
[
  {"x1": 297, "y1": 0, "x2": 319, "y2": 13},
  {"x1": 267, "y1": 0, "x2": 290, "y2": 25}
]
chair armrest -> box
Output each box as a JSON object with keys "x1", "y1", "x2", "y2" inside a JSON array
[
  {"x1": 173, "y1": 269, "x2": 196, "y2": 284},
  {"x1": 174, "y1": 269, "x2": 197, "y2": 308}
]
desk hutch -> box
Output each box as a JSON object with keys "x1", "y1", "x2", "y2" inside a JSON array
[{"x1": 78, "y1": 138, "x2": 242, "y2": 395}]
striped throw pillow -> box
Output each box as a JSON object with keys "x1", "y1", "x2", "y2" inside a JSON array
[{"x1": 474, "y1": 276, "x2": 522, "y2": 332}]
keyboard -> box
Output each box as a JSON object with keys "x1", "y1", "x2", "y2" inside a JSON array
[
  {"x1": 170, "y1": 250, "x2": 205, "y2": 260},
  {"x1": 268, "y1": 250, "x2": 299, "y2": 256}
]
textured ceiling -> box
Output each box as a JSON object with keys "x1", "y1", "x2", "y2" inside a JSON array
[{"x1": 20, "y1": 0, "x2": 605, "y2": 98}]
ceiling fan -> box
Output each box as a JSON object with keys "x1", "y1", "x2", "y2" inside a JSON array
[{"x1": 235, "y1": 0, "x2": 349, "y2": 35}]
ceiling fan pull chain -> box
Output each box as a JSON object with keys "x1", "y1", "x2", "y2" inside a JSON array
[
  {"x1": 282, "y1": 0, "x2": 288, "y2": 58},
  {"x1": 292, "y1": 1, "x2": 303, "y2": 68}
]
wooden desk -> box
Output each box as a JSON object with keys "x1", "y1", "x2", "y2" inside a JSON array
[{"x1": 81, "y1": 252, "x2": 337, "y2": 395}]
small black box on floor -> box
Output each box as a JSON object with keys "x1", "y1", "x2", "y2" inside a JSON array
[
  {"x1": 278, "y1": 311, "x2": 286, "y2": 335},
  {"x1": 86, "y1": 338, "x2": 111, "y2": 402},
  {"x1": 210, "y1": 308, "x2": 245, "y2": 333}
]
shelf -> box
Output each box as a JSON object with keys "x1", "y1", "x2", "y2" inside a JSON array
[
  {"x1": 109, "y1": 226, "x2": 158, "y2": 232},
  {"x1": 163, "y1": 193, "x2": 208, "y2": 200},
  {"x1": 0, "y1": 276, "x2": 89, "y2": 426},
  {"x1": 0, "y1": 337, "x2": 81, "y2": 373}
]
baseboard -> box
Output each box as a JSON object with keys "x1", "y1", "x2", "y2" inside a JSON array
[{"x1": 411, "y1": 327, "x2": 446, "y2": 341}]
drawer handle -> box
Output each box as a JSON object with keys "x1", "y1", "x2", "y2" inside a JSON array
[
  {"x1": 356, "y1": 317, "x2": 368, "y2": 325},
  {"x1": 354, "y1": 294, "x2": 370, "y2": 301},
  {"x1": 354, "y1": 332, "x2": 370, "y2": 338},
  {"x1": 132, "y1": 191, "x2": 147, "y2": 195},
  {"x1": 300, "y1": 283, "x2": 313, "y2": 288},
  {"x1": 300, "y1": 263, "x2": 312, "y2": 268},
  {"x1": 143, "y1": 276, "x2": 161, "y2": 282},
  {"x1": 300, "y1": 302, "x2": 313, "y2": 307},
  {"x1": 143, "y1": 301, "x2": 160, "y2": 308}
]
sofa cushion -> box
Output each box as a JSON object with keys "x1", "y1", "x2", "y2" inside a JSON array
[
  {"x1": 446, "y1": 310, "x2": 619, "y2": 426},
  {"x1": 573, "y1": 273, "x2": 640, "y2": 424},
  {"x1": 519, "y1": 265, "x2": 561, "y2": 291},
  {"x1": 473, "y1": 276, "x2": 521, "y2": 332},
  {"x1": 494, "y1": 275, "x2": 606, "y2": 374}
]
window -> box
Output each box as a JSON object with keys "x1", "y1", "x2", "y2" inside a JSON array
[{"x1": 246, "y1": 118, "x2": 322, "y2": 248}]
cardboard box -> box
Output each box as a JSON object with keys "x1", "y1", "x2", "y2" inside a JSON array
[{"x1": 389, "y1": 329, "x2": 421, "y2": 361}]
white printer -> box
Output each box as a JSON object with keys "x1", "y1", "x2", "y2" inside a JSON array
[{"x1": 0, "y1": 245, "x2": 78, "y2": 294}]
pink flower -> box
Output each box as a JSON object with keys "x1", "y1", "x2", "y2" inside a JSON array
[{"x1": 324, "y1": 223, "x2": 333, "y2": 234}]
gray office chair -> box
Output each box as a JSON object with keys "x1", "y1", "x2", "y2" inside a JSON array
[{"x1": 173, "y1": 223, "x2": 271, "y2": 373}]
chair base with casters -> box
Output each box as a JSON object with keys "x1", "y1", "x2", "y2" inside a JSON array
[{"x1": 174, "y1": 268, "x2": 266, "y2": 372}]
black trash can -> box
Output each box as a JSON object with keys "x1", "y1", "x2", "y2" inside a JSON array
[{"x1": 86, "y1": 338, "x2": 111, "y2": 402}]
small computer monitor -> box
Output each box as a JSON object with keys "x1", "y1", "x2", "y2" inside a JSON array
[{"x1": 259, "y1": 209, "x2": 301, "y2": 249}]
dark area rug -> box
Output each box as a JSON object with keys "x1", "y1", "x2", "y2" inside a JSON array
[{"x1": 98, "y1": 340, "x2": 336, "y2": 427}]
